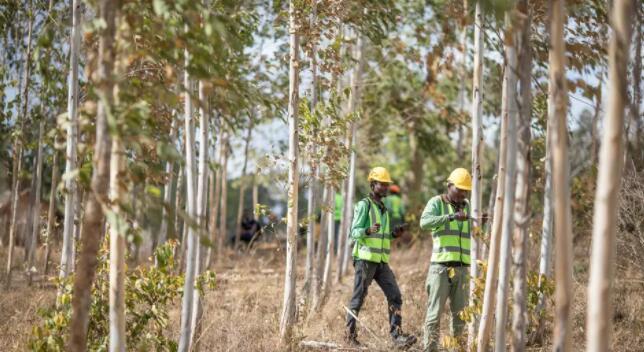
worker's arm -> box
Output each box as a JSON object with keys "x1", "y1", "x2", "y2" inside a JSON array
[
  {"x1": 419, "y1": 196, "x2": 450, "y2": 230},
  {"x1": 349, "y1": 200, "x2": 370, "y2": 241}
]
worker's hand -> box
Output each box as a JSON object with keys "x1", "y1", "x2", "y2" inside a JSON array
[
  {"x1": 367, "y1": 223, "x2": 381, "y2": 235},
  {"x1": 481, "y1": 212, "x2": 489, "y2": 225},
  {"x1": 392, "y1": 224, "x2": 408, "y2": 238},
  {"x1": 454, "y1": 210, "x2": 468, "y2": 221}
]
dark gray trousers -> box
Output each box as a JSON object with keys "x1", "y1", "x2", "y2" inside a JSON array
[{"x1": 346, "y1": 260, "x2": 403, "y2": 338}]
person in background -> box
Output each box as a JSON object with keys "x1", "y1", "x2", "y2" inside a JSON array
[
  {"x1": 384, "y1": 184, "x2": 405, "y2": 229},
  {"x1": 333, "y1": 192, "x2": 344, "y2": 255},
  {"x1": 345, "y1": 166, "x2": 417, "y2": 349}
]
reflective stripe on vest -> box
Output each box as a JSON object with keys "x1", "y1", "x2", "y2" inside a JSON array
[
  {"x1": 353, "y1": 198, "x2": 391, "y2": 263},
  {"x1": 431, "y1": 197, "x2": 471, "y2": 264}
]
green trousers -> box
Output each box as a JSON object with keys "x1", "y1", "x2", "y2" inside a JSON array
[{"x1": 422, "y1": 263, "x2": 469, "y2": 352}]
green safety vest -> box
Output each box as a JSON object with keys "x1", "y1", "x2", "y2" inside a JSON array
[
  {"x1": 386, "y1": 195, "x2": 404, "y2": 220},
  {"x1": 431, "y1": 197, "x2": 471, "y2": 264},
  {"x1": 352, "y1": 198, "x2": 392, "y2": 263}
]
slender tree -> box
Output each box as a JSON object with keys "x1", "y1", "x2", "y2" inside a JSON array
[
  {"x1": 586, "y1": 1, "x2": 634, "y2": 351},
  {"x1": 43, "y1": 140, "x2": 60, "y2": 275},
  {"x1": 235, "y1": 117, "x2": 254, "y2": 248},
  {"x1": 340, "y1": 35, "x2": 365, "y2": 278},
  {"x1": 189, "y1": 79, "x2": 211, "y2": 346},
  {"x1": 6, "y1": 1, "x2": 34, "y2": 288},
  {"x1": 108, "y1": 109, "x2": 126, "y2": 352},
  {"x1": 279, "y1": 0, "x2": 300, "y2": 341},
  {"x1": 511, "y1": 2, "x2": 532, "y2": 349},
  {"x1": 206, "y1": 127, "x2": 223, "y2": 268},
  {"x1": 494, "y1": 11, "x2": 520, "y2": 351},
  {"x1": 305, "y1": 3, "x2": 319, "y2": 289},
  {"x1": 467, "y1": 2, "x2": 484, "y2": 348},
  {"x1": 178, "y1": 47, "x2": 198, "y2": 352},
  {"x1": 68, "y1": 0, "x2": 118, "y2": 349},
  {"x1": 157, "y1": 116, "x2": 178, "y2": 252},
  {"x1": 550, "y1": 1, "x2": 574, "y2": 350},
  {"x1": 60, "y1": 0, "x2": 82, "y2": 281},
  {"x1": 477, "y1": 53, "x2": 509, "y2": 352},
  {"x1": 27, "y1": 122, "x2": 45, "y2": 286},
  {"x1": 216, "y1": 132, "x2": 229, "y2": 262}
]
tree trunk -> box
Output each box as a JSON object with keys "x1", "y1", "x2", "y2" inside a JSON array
[
  {"x1": 340, "y1": 36, "x2": 365, "y2": 279},
  {"x1": 189, "y1": 79, "x2": 210, "y2": 347},
  {"x1": 467, "y1": 2, "x2": 484, "y2": 348},
  {"x1": 178, "y1": 47, "x2": 198, "y2": 352},
  {"x1": 6, "y1": 1, "x2": 34, "y2": 288},
  {"x1": 252, "y1": 178, "x2": 258, "y2": 213},
  {"x1": 68, "y1": 0, "x2": 117, "y2": 349},
  {"x1": 27, "y1": 122, "x2": 45, "y2": 286},
  {"x1": 550, "y1": 1, "x2": 574, "y2": 350},
  {"x1": 586, "y1": 1, "x2": 633, "y2": 351},
  {"x1": 477, "y1": 60, "x2": 509, "y2": 352},
  {"x1": 60, "y1": 0, "x2": 82, "y2": 282},
  {"x1": 157, "y1": 116, "x2": 178, "y2": 253},
  {"x1": 235, "y1": 118, "x2": 254, "y2": 249},
  {"x1": 108, "y1": 133, "x2": 126, "y2": 352},
  {"x1": 494, "y1": 12, "x2": 520, "y2": 351},
  {"x1": 279, "y1": 0, "x2": 300, "y2": 341},
  {"x1": 44, "y1": 142, "x2": 60, "y2": 275},
  {"x1": 217, "y1": 134, "x2": 229, "y2": 262},
  {"x1": 319, "y1": 186, "x2": 335, "y2": 307},
  {"x1": 305, "y1": 3, "x2": 318, "y2": 290},
  {"x1": 533, "y1": 112, "x2": 553, "y2": 344},
  {"x1": 206, "y1": 127, "x2": 223, "y2": 268},
  {"x1": 511, "y1": 3, "x2": 532, "y2": 350}
]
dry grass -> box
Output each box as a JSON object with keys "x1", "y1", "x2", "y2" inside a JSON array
[{"x1": 0, "y1": 234, "x2": 642, "y2": 351}]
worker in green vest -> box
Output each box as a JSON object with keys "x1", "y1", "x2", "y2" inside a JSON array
[
  {"x1": 345, "y1": 167, "x2": 417, "y2": 349},
  {"x1": 384, "y1": 184, "x2": 405, "y2": 229},
  {"x1": 334, "y1": 193, "x2": 344, "y2": 255},
  {"x1": 419, "y1": 168, "x2": 476, "y2": 352}
]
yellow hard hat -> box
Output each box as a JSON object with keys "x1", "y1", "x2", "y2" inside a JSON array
[
  {"x1": 368, "y1": 167, "x2": 393, "y2": 183},
  {"x1": 447, "y1": 168, "x2": 472, "y2": 191}
]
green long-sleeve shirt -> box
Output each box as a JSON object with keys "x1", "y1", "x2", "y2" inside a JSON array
[
  {"x1": 349, "y1": 198, "x2": 388, "y2": 241},
  {"x1": 419, "y1": 195, "x2": 452, "y2": 230}
]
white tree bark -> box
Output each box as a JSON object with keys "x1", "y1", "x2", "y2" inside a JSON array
[
  {"x1": 305, "y1": 3, "x2": 318, "y2": 289},
  {"x1": 494, "y1": 13, "x2": 520, "y2": 351},
  {"x1": 189, "y1": 80, "x2": 210, "y2": 346},
  {"x1": 586, "y1": 1, "x2": 633, "y2": 351},
  {"x1": 279, "y1": 0, "x2": 300, "y2": 341},
  {"x1": 27, "y1": 122, "x2": 45, "y2": 286},
  {"x1": 60, "y1": 0, "x2": 82, "y2": 282},
  {"x1": 178, "y1": 47, "x2": 198, "y2": 352},
  {"x1": 157, "y1": 116, "x2": 178, "y2": 252},
  {"x1": 468, "y1": 2, "x2": 484, "y2": 347},
  {"x1": 477, "y1": 57, "x2": 509, "y2": 352},
  {"x1": 206, "y1": 127, "x2": 223, "y2": 268},
  {"x1": 320, "y1": 186, "x2": 335, "y2": 304},
  {"x1": 550, "y1": 1, "x2": 573, "y2": 350},
  {"x1": 511, "y1": 3, "x2": 531, "y2": 349},
  {"x1": 43, "y1": 141, "x2": 60, "y2": 275},
  {"x1": 340, "y1": 35, "x2": 365, "y2": 278},
  {"x1": 108, "y1": 133, "x2": 126, "y2": 352},
  {"x1": 217, "y1": 133, "x2": 229, "y2": 262},
  {"x1": 235, "y1": 118, "x2": 254, "y2": 248},
  {"x1": 6, "y1": 2, "x2": 34, "y2": 288}
]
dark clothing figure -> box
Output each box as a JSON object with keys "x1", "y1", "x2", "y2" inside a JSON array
[{"x1": 239, "y1": 217, "x2": 261, "y2": 243}]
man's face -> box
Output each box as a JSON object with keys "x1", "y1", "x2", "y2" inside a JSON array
[
  {"x1": 447, "y1": 183, "x2": 469, "y2": 204},
  {"x1": 372, "y1": 181, "x2": 390, "y2": 197}
]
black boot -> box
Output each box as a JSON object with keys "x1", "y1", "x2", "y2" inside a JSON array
[{"x1": 345, "y1": 330, "x2": 361, "y2": 347}]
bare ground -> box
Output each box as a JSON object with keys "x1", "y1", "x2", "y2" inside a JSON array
[{"x1": 1, "y1": 238, "x2": 643, "y2": 351}]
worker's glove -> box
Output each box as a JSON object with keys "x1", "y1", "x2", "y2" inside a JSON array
[
  {"x1": 366, "y1": 223, "x2": 381, "y2": 235},
  {"x1": 392, "y1": 223, "x2": 408, "y2": 238},
  {"x1": 453, "y1": 210, "x2": 468, "y2": 221}
]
